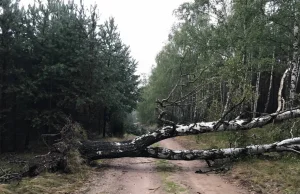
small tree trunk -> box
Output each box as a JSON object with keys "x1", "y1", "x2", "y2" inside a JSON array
[
  {"x1": 103, "y1": 107, "x2": 107, "y2": 138},
  {"x1": 277, "y1": 68, "x2": 290, "y2": 112},
  {"x1": 98, "y1": 110, "x2": 101, "y2": 135},
  {"x1": 289, "y1": 14, "x2": 299, "y2": 106},
  {"x1": 253, "y1": 70, "x2": 261, "y2": 117},
  {"x1": 12, "y1": 93, "x2": 17, "y2": 151},
  {"x1": 222, "y1": 82, "x2": 231, "y2": 117},
  {"x1": 264, "y1": 63, "x2": 274, "y2": 113}
]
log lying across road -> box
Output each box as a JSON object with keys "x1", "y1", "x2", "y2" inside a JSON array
[
  {"x1": 80, "y1": 109, "x2": 300, "y2": 160},
  {"x1": 142, "y1": 137, "x2": 300, "y2": 160},
  {"x1": 3, "y1": 109, "x2": 299, "y2": 183}
]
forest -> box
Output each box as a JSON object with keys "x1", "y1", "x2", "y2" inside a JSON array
[
  {"x1": 138, "y1": 0, "x2": 300, "y2": 126},
  {"x1": 0, "y1": 0, "x2": 139, "y2": 153},
  {"x1": 1, "y1": 0, "x2": 300, "y2": 193}
]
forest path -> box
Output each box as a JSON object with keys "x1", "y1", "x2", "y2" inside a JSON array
[{"x1": 75, "y1": 138, "x2": 248, "y2": 194}]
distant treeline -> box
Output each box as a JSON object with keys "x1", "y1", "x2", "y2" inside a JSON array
[
  {"x1": 138, "y1": 0, "x2": 300, "y2": 124},
  {"x1": 0, "y1": 0, "x2": 139, "y2": 152}
]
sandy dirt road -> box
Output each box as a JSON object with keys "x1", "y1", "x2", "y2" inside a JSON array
[{"x1": 75, "y1": 138, "x2": 248, "y2": 194}]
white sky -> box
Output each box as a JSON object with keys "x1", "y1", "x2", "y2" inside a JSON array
[{"x1": 20, "y1": 0, "x2": 190, "y2": 76}]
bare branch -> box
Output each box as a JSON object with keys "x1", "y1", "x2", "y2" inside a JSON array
[
  {"x1": 214, "y1": 97, "x2": 245, "y2": 130},
  {"x1": 277, "y1": 67, "x2": 291, "y2": 112}
]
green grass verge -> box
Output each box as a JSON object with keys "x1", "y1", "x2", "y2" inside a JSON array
[
  {"x1": 229, "y1": 156, "x2": 300, "y2": 194},
  {"x1": 176, "y1": 118, "x2": 300, "y2": 194},
  {"x1": 155, "y1": 159, "x2": 186, "y2": 193},
  {"x1": 2, "y1": 170, "x2": 89, "y2": 194},
  {"x1": 0, "y1": 151, "x2": 90, "y2": 194}
]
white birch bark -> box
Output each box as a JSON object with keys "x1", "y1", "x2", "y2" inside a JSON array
[
  {"x1": 83, "y1": 108, "x2": 300, "y2": 160},
  {"x1": 289, "y1": 10, "x2": 299, "y2": 105},
  {"x1": 253, "y1": 71, "x2": 261, "y2": 117},
  {"x1": 145, "y1": 137, "x2": 300, "y2": 160},
  {"x1": 277, "y1": 68, "x2": 290, "y2": 112}
]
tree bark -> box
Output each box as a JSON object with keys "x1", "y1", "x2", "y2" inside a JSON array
[
  {"x1": 264, "y1": 63, "x2": 274, "y2": 113},
  {"x1": 253, "y1": 71, "x2": 261, "y2": 117},
  {"x1": 222, "y1": 83, "x2": 231, "y2": 117},
  {"x1": 5, "y1": 109, "x2": 300, "y2": 183},
  {"x1": 142, "y1": 137, "x2": 300, "y2": 160},
  {"x1": 103, "y1": 107, "x2": 107, "y2": 138},
  {"x1": 289, "y1": 10, "x2": 299, "y2": 106},
  {"x1": 80, "y1": 136, "x2": 300, "y2": 161},
  {"x1": 277, "y1": 68, "x2": 290, "y2": 112},
  {"x1": 80, "y1": 108, "x2": 300, "y2": 160}
]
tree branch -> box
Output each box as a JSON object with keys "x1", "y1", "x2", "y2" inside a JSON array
[{"x1": 81, "y1": 108, "x2": 300, "y2": 160}]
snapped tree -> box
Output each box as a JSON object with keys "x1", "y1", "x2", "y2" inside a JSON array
[{"x1": 1, "y1": 0, "x2": 300, "y2": 183}]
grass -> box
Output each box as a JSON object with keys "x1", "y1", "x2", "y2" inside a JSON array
[
  {"x1": 0, "y1": 132, "x2": 139, "y2": 194},
  {"x1": 153, "y1": 142, "x2": 185, "y2": 193},
  {"x1": 90, "y1": 133, "x2": 136, "y2": 142},
  {"x1": 155, "y1": 159, "x2": 186, "y2": 193},
  {"x1": 228, "y1": 156, "x2": 300, "y2": 194},
  {"x1": 175, "y1": 119, "x2": 300, "y2": 194},
  {"x1": 0, "y1": 150, "x2": 90, "y2": 194},
  {"x1": 150, "y1": 142, "x2": 160, "y2": 148},
  {"x1": 2, "y1": 170, "x2": 89, "y2": 194}
]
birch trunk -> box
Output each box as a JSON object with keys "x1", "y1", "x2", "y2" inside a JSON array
[
  {"x1": 143, "y1": 137, "x2": 300, "y2": 160},
  {"x1": 289, "y1": 12, "x2": 299, "y2": 106},
  {"x1": 10, "y1": 108, "x2": 300, "y2": 182},
  {"x1": 277, "y1": 68, "x2": 290, "y2": 112},
  {"x1": 222, "y1": 82, "x2": 231, "y2": 117},
  {"x1": 253, "y1": 71, "x2": 261, "y2": 117},
  {"x1": 264, "y1": 63, "x2": 274, "y2": 113},
  {"x1": 82, "y1": 108, "x2": 300, "y2": 160}
]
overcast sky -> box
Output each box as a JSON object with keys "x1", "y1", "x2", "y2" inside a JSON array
[{"x1": 20, "y1": 0, "x2": 190, "y2": 76}]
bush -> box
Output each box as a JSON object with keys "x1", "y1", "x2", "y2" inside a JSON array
[
  {"x1": 124, "y1": 122, "x2": 141, "y2": 136},
  {"x1": 110, "y1": 112, "x2": 126, "y2": 137}
]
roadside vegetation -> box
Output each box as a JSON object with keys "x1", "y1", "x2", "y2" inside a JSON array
[
  {"x1": 156, "y1": 159, "x2": 186, "y2": 193},
  {"x1": 0, "y1": 0, "x2": 140, "y2": 189},
  {"x1": 1, "y1": 0, "x2": 300, "y2": 192},
  {"x1": 175, "y1": 118, "x2": 300, "y2": 194},
  {"x1": 0, "y1": 151, "x2": 90, "y2": 194},
  {"x1": 136, "y1": 1, "x2": 300, "y2": 193}
]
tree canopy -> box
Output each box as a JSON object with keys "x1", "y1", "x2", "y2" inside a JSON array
[
  {"x1": 138, "y1": 0, "x2": 300, "y2": 125},
  {"x1": 0, "y1": 0, "x2": 139, "y2": 152}
]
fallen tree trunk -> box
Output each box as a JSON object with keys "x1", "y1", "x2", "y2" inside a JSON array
[
  {"x1": 3, "y1": 109, "x2": 300, "y2": 183},
  {"x1": 80, "y1": 108, "x2": 300, "y2": 160},
  {"x1": 80, "y1": 137, "x2": 300, "y2": 161},
  {"x1": 142, "y1": 137, "x2": 300, "y2": 160}
]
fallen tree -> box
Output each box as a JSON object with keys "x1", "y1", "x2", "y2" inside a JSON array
[
  {"x1": 80, "y1": 108, "x2": 300, "y2": 160},
  {"x1": 142, "y1": 137, "x2": 300, "y2": 160},
  {"x1": 2, "y1": 108, "x2": 300, "y2": 183}
]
